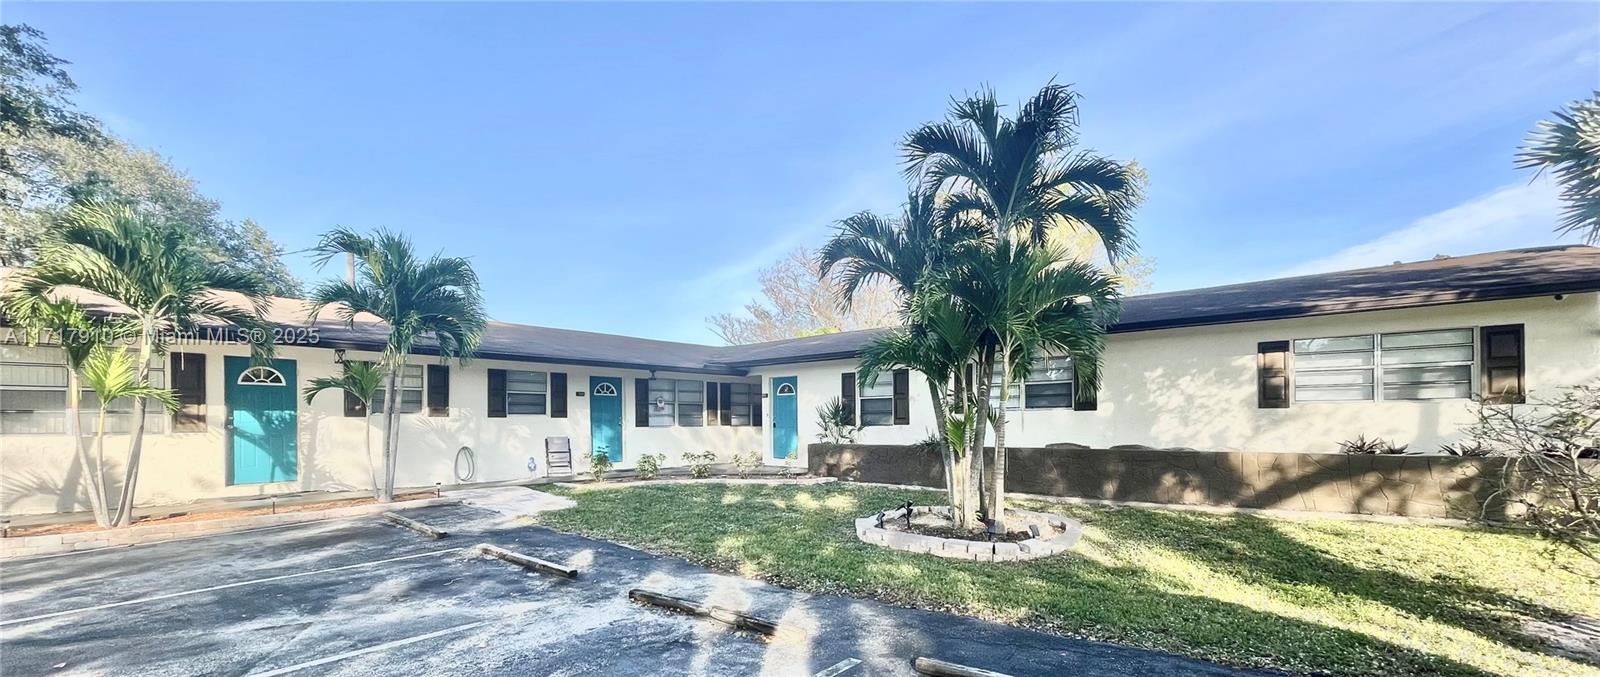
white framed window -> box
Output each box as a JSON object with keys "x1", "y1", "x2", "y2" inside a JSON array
[
  {"x1": 859, "y1": 374, "x2": 895, "y2": 426},
  {"x1": 592, "y1": 382, "x2": 617, "y2": 396},
  {"x1": 1292, "y1": 329, "x2": 1473, "y2": 402},
  {"x1": 237, "y1": 366, "x2": 286, "y2": 386},
  {"x1": 987, "y1": 356, "x2": 1075, "y2": 410},
  {"x1": 647, "y1": 378, "x2": 704, "y2": 427},
  {"x1": 506, "y1": 369, "x2": 548, "y2": 415},
  {"x1": 0, "y1": 344, "x2": 168, "y2": 435},
  {"x1": 1024, "y1": 356, "x2": 1075, "y2": 409},
  {"x1": 373, "y1": 364, "x2": 424, "y2": 414}
]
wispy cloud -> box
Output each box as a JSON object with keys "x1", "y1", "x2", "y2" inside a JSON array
[{"x1": 1278, "y1": 176, "x2": 1569, "y2": 277}]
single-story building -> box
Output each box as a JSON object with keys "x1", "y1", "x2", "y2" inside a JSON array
[{"x1": 3, "y1": 245, "x2": 1598, "y2": 516}]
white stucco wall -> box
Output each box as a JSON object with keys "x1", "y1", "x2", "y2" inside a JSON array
[
  {"x1": 3, "y1": 292, "x2": 1596, "y2": 516},
  {"x1": 753, "y1": 293, "x2": 1600, "y2": 460},
  {"x1": 0, "y1": 343, "x2": 761, "y2": 516}
]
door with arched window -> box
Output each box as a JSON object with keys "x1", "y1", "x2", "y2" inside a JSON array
[
  {"x1": 224, "y1": 356, "x2": 298, "y2": 484},
  {"x1": 770, "y1": 376, "x2": 798, "y2": 462}
]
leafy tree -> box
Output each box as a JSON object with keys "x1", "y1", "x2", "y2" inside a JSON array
[
  {"x1": 0, "y1": 23, "x2": 300, "y2": 296},
  {"x1": 0, "y1": 24, "x2": 105, "y2": 204},
  {"x1": 307, "y1": 228, "x2": 487, "y2": 502},
  {"x1": 900, "y1": 83, "x2": 1143, "y2": 529},
  {"x1": 1518, "y1": 92, "x2": 1600, "y2": 245},
  {"x1": 707, "y1": 248, "x2": 898, "y2": 344},
  {"x1": 303, "y1": 361, "x2": 386, "y2": 497},
  {"x1": 6, "y1": 201, "x2": 273, "y2": 526}
]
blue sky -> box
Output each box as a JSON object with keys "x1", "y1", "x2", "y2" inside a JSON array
[{"x1": 13, "y1": 2, "x2": 1598, "y2": 344}]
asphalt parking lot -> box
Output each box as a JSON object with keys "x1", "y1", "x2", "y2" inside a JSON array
[{"x1": 0, "y1": 503, "x2": 1272, "y2": 676}]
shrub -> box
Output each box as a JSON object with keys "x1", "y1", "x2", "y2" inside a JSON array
[
  {"x1": 589, "y1": 451, "x2": 613, "y2": 481},
  {"x1": 781, "y1": 448, "x2": 801, "y2": 477},
  {"x1": 816, "y1": 396, "x2": 860, "y2": 443},
  {"x1": 1457, "y1": 382, "x2": 1600, "y2": 562},
  {"x1": 683, "y1": 450, "x2": 717, "y2": 478},
  {"x1": 733, "y1": 451, "x2": 762, "y2": 478},
  {"x1": 635, "y1": 453, "x2": 667, "y2": 480},
  {"x1": 1338, "y1": 434, "x2": 1409, "y2": 455}
]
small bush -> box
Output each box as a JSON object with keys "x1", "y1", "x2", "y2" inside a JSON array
[
  {"x1": 589, "y1": 450, "x2": 614, "y2": 481},
  {"x1": 733, "y1": 451, "x2": 762, "y2": 478},
  {"x1": 636, "y1": 453, "x2": 667, "y2": 480},
  {"x1": 1338, "y1": 434, "x2": 1409, "y2": 455},
  {"x1": 816, "y1": 396, "x2": 861, "y2": 443},
  {"x1": 781, "y1": 448, "x2": 801, "y2": 476},
  {"x1": 683, "y1": 450, "x2": 717, "y2": 478}
]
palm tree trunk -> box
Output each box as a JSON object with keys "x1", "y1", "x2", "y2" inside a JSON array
[
  {"x1": 66, "y1": 370, "x2": 110, "y2": 527},
  {"x1": 364, "y1": 411, "x2": 379, "y2": 499},
  {"x1": 968, "y1": 346, "x2": 995, "y2": 528},
  {"x1": 379, "y1": 369, "x2": 399, "y2": 502},
  {"x1": 925, "y1": 378, "x2": 958, "y2": 511},
  {"x1": 94, "y1": 406, "x2": 112, "y2": 527},
  {"x1": 112, "y1": 323, "x2": 155, "y2": 527},
  {"x1": 991, "y1": 344, "x2": 1011, "y2": 530}
]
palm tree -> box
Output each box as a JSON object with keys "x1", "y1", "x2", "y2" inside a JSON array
[
  {"x1": 8, "y1": 201, "x2": 274, "y2": 526},
  {"x1": 303, "y1": 361, "x2": 385, "y2": 498},
  {"x1": 903, "y1": 83, "x2": 1142, "y2": 256},
  {"x1": 80, "y1": 344, "x2": 179, "y2": 526},
  {"x1": 945, "y1": 242, "x2": 1121, "y2": 528},
  {"x1": 902, "y1": 83, "x2": 1142, "y2": 528},
  {"x1": 0, "y1": 295, "x2": 120, "y2": 525},
  {"x1": 307, "y1": 228, "x2": 486, "y2": 502},
  {"x1": 858, "y1": 293, "x2": 982, "y2": 523},
  {"x1": 1517, "y1": 92, "x2": 1600, "y2": 245},
  {"x1": 819, "y1": 188, "x2": 987, "y2": 523}
]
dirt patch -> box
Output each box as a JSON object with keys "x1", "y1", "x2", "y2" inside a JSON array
[{"x1": 5, "y1": 492, "x2": 434, "y2": 537}]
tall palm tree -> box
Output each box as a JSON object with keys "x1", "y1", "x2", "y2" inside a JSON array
[
  {"x1": 1518, "y1": 92, "x2": 1600, "y2": 245},
  {"x1": 0, "y1": 295, "x2": 120, "y2": 525},
  {"x1": 819, "y1": 188, "x2": 987, "y2": 523},
  {"x1": 307, "y1": 228, "x2": 486, "y2": 502},
  {"x1": 8, "y1": 201, "x2": 274, "y2": 526},
  {"x1": 903, "y1": 83, "x2": 1142, "y2": 528},
  {"x1": 903, "y1": 83, "x2": 1142, "y2": 256},
  {"x1": 303, "y1": 361, "x2": 386, "y2": 498},
  {"x1": 945, "y1": 242, "x2": 1121, "y2": 528}
]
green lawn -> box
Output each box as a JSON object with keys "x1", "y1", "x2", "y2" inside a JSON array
[{"x1": 532, "y1": 482, "x2": 1600, "y2": 677}]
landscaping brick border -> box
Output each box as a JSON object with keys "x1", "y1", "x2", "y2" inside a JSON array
[
  {"x1": 0, "y1": 497, "x2": 461, "y2": 560},
  {"x1": 854, "y1": 506, "x2": 1082, "y2": 562}
]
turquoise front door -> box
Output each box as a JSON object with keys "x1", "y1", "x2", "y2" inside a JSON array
[
  {"x1": 224, "y1": 356, "x2": 298, "y2": 484},
  {"x1": 590, "y1": 376, "x2": 623, "y2": 463},
  {"x1": 771, "y1": 376, "x2": 798, "y2": 462}
]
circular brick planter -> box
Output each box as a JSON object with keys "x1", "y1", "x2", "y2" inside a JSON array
[{"x1": 854, "y1": 506, "x2": 1082, "y2": 562}]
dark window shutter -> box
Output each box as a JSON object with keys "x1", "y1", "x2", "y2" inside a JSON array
[
  {"x1": 706, "y1": 381, "x2": 720, "y2": 426},
  {"x1": 635, "y1": 378, "x2": 650, "y2": 427},
  {"x1": 170, "y1": 352, "x2": 207, "y2": 432},
  {"x1": 343, "y1": 360, "x2": 369, "y2": 417},
  {"x1": 1074, "y1": 375, "x2": 1099, "y2": 411},
  {"x1": 751, "y1": 386, "x2": 763, "y2": 426},
  {"x1": 550, "y1": 372, "x2": 568, "y2": 418},
  {"x1": 841, "y1": 372, "x2": 857, "y2": 426},
  {"x1": 892, "y1": 369, "x2": 910, "y2": 425},
  {"x1": 1480, "y1": 324, "x2": 1525, "y2": 404},
  {"x1": 1257, "y1": 341, "x2": 1291, "y2": 409},
  {"x1": 487, "y1": 369, "x2": 507, "y2": 418},
  {"x1": 719, "y1": 382, "x2": 734, "y2": 426},
  {"x1": 426, "y1": 364, "x2": 450, "y2": 417}
]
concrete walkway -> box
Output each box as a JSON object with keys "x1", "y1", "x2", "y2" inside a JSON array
[{"x1": 0, "y1": 502, "x2": 1282, "y2": 676}]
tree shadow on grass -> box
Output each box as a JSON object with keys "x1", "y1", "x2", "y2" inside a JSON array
[{"x1": 1068, "y1": 505, "x2": 1593, "y2": 668}]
